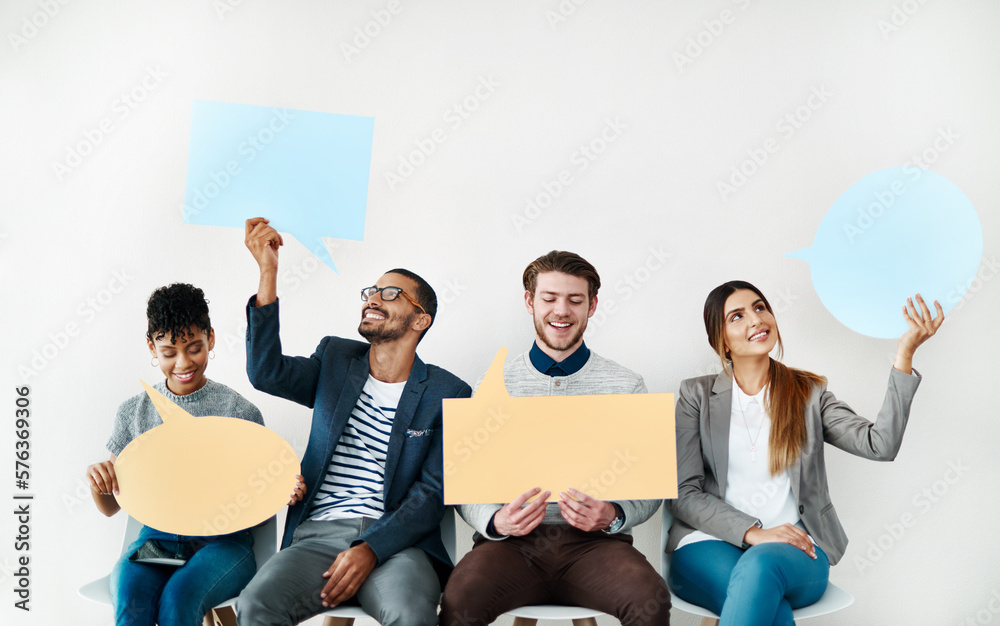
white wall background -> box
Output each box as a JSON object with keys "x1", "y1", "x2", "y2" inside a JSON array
[{"x1": 2, "y1": 1, "x2": 998, "y2": 624}]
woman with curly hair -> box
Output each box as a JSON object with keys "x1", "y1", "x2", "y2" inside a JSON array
[{"x1": 85, "y1": 283, "x2": 300, "y2": 626}]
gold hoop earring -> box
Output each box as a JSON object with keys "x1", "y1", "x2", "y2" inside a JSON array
[
  {"x1": 209, "y1": 350, "x2": 215, "y2": 360},
  {"x1": 150, "y1": 357, "x2": 158, "y2": 367}
]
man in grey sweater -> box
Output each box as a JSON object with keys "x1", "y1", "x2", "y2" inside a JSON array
[{"x1": 440, "y1": 251, "x2": 670, "y2": 626}]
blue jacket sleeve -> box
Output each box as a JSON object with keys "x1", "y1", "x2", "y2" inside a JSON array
[{"x1": 245, "y1": 296, "x2": 323, "y2": 408}]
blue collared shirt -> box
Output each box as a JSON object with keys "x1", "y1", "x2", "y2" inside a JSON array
[{"x1": 528, "y1": 341, "x2": 591, "y2": 377}]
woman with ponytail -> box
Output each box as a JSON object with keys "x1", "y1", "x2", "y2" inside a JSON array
[{"x1": 665, "y1": 281, "x2": 943, "y2": 625}]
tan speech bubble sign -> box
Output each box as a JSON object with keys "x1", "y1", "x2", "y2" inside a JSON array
[
  {"x1": 443, "y1": 348, "x2": 676, "y2": 505},
  {"x1": 114, "y1": 381, "x2": 300, "y2": 536}
]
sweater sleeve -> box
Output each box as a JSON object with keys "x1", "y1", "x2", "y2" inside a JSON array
[
  {"x1": 106, "y1": 396, "x2": 139, "y2": 457},
  {"x1": 611, "y1": 499, "x2": 660, "y2": 533},
  {"x1": 459, "y1": 503, "x2": 507, "y2": 539}
]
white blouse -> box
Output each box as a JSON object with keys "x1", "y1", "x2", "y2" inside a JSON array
[{"x1": 676, "y1": 382, "x2": 802, "y2": 550}]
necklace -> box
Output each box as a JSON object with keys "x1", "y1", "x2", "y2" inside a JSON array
[{"x1": 736, "y1": 390, "x2": 765, "y2": 462}]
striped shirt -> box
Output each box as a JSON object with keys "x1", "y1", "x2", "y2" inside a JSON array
[{"x1": 308, "y1": 375, "x2": 405, "y2": 521}]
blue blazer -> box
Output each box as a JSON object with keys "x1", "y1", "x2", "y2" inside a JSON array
[{"x1": 245, "y1": 297, "x2": 472, "y2": 579}]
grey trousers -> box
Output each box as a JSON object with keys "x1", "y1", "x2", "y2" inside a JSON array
[{"x1": 236, "y1": 518, "x2": 440, "y2": 626}]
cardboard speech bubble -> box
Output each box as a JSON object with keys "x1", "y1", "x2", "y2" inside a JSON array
[
  {"x1": 443, "y1": 348, "x2": 676, "y2": 505},
  {"x1": 114, "y1": 381, "x2": 300, "y2": 536},
  {"x1": 183, "y1": 99, "x2": 375, "y2": 272},
  {"x1": 785, "y1": 167, "x2": 982, "y2": 338}
]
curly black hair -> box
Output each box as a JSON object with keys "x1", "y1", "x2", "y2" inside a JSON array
[{"x1": 145, "y1": 283, "x2": 212, "y2": 345}]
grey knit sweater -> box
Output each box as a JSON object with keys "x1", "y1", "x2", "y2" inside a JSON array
[
  {"x1": 459, "y1": 349, "x2": 660, "y2": 538},
  {"x1": 107, "y1": 379, "x2": 263, "y2": 456}
]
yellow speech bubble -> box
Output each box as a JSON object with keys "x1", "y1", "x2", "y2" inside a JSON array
[
  {"x1": 114, "y1": 381, "x2": 300, "y2": 536},
  {"x1": 443, "y1": 348, "x2": 677, "y2": 505}
]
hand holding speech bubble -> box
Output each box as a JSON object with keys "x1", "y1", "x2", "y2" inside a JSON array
[
  {"x1": 114, "y1": 381, "x2": 300, "y2": 536},
  {"x1": 786, "y1": 167, "x2": 982, "y2": 338},
  {"x1": 443, "y1": 348, "x2": 676, "y2": 505},
  {"x1": 183, "y1": 99, "x2": 375, "y2": 272}
]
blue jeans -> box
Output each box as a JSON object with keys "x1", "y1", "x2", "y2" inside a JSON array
[
  {"x1": 110, "y1": 525, "x2": 256, "y2": 626},
  {"x1": 669, "y1": 539, "x2": 830, "y2": 626}
]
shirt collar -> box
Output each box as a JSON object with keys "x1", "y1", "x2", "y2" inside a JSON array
[
  {"x1": 529, "y1": 341, "x2": 590, "y2": 377},
  {"x1": 732, "y1": 380, "x2": 767, "y2": 412}
]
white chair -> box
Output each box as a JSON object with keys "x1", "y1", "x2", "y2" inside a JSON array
[
  {"x1": 321, "y1": 507, "x2": 462, "y2": 626},
  {"x1": 79, "y1": 515, "x2": 278, "y2": 626},
  {"x1": 506, "y1": 604, "x2": 603, "y2": 626},
  {"x1": 659, "y1": 502, "x2": 854, "y2": 625},
  {"x1": 321, "y1": 605, "x2": 372, "y2": 626}
]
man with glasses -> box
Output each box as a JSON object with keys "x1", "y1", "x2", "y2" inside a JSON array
[{"x1": 237, "y1": 217, "x2": 471, "y2": 626}]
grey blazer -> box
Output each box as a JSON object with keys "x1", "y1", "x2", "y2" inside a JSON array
[{"x1": 667, "y1": 367, "x2": 921, "y2": 565}]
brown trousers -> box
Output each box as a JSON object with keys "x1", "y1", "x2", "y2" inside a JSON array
[{"x1": 440, "y1": 524, "x2": 671, "y2": 626}]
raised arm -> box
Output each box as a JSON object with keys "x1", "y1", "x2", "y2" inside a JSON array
[
  {"x1": 243, "y1": 216, "x2": 327, "y2": 406},
  {"x1": 824, "y1": 293, "x2": 943, "y2": 460},
  {"x1": 245, "y1": 217, "x2": 283, "y2": 306},
  {"x1": 245, "y1": 299, "x2": 325, "y2": 408}
]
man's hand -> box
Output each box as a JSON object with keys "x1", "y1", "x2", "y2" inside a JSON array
[
  {"x1": 245, "y1": 217, "x2": 283, "y2": 306},
  {"x1": 743, "y1": 523, "x2": 816, "y2": 559},
  {"x1": 320, "y1": 543, "x2": 378, "y2": 607},
  {"x1": 288, "y1": 474, "x2": 306, "y2": 506},
  {"x1": 493, "y1": 487, "x2": 550, "y2": 537},
  {"x1": 245, "y1": 217, "x2": 283, "y2": 272},
  {"x1": 557, "y1": 488, "x2": 617, "y2": 532}
]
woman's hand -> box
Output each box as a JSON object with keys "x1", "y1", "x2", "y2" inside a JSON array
[
  {"x1": 894, "y1": 293, "x2": 945, "y2": 374},
  {"x1": 743, "y1": 523, "x2": 816, "y2": 558},
  {"x1": 87, "y1": 456, "x2": 122, "y2": 516},
  {"x1": 288, "y1": 474, "x2": 307, "y2": 506},
  {"x1": 87, "y1": 459, "x2": 118, "y2": 496}
]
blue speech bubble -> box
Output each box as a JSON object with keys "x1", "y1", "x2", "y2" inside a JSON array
[
  {"x1": 183, "y1": 100, "x2": 375, "y2": 272},
  {"x1": 786, "y1": 167, "x2": 982, "y2": 338}
]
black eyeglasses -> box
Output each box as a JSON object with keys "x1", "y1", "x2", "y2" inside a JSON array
[{"x1": 361, "y1": 286, "x2": 427, "y2": 314}]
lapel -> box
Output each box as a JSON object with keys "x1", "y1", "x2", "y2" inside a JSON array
[
  {"x1": 709, "y1": 372, "x2": 732, "y2": 499},
  {"x1": 382, "y1": 355, "x2": 428, "y2": 490}
]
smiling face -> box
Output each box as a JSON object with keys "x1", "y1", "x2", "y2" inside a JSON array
[
  {"x1": 148, "y1": 324, "x2": 214, "y2": 395},
  {"x1": 357, "y1": 272, "x2": 422, "y2": 345},
  {"x1": 722, "y1": 289, "x2": 779, "y2": 361},
  {"x1": 525, "y1": 271, "x2": 597, "y2": 359}
]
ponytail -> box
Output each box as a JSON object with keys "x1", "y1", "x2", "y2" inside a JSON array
[{"x1": 764, "y1": 359, "x2": 825, "y2": 475}]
